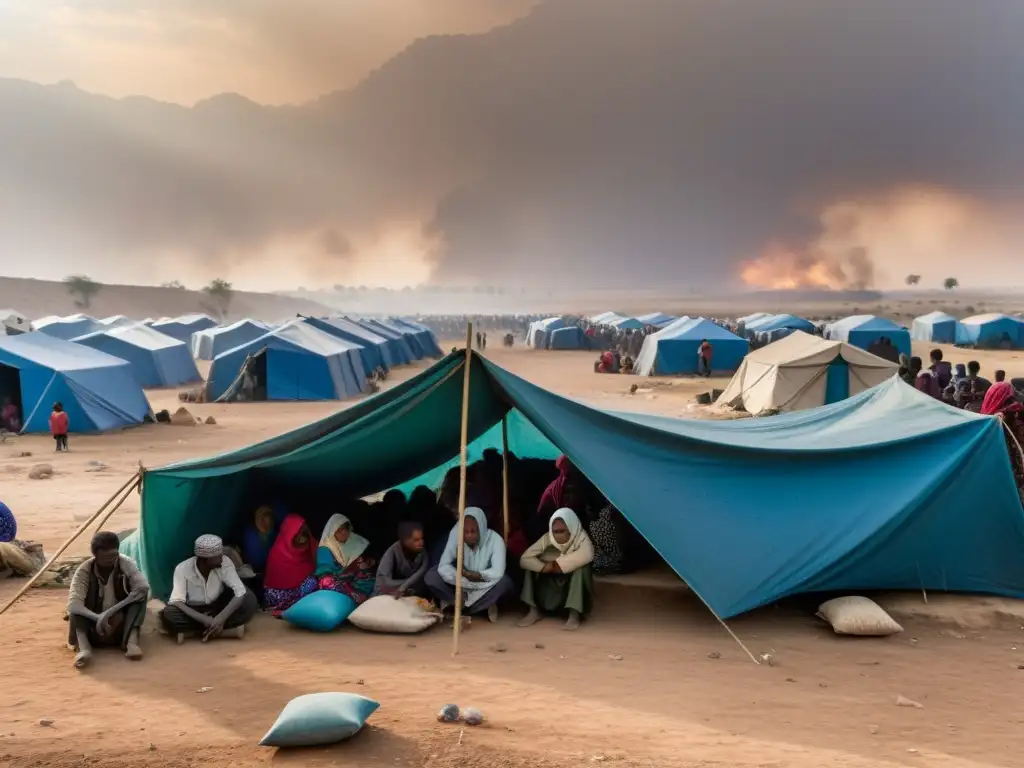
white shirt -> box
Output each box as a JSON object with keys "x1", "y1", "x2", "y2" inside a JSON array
[{"x1": 168, "y1": 556, "x2": 246, "y2": 606}]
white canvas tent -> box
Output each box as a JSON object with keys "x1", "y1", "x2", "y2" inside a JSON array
[{"x1": 716, "y1": 331, "x2": 898, "y2": 414}]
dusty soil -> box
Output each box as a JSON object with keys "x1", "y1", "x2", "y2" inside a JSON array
[{"x1": 1, "y1": 343, "x2": 1022, "y2": 768}]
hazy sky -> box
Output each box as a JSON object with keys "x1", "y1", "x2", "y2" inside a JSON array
[
  {"x1": 1, "y1": 0, "x2": 1023, "y2": 293},
  {"x1": 0, "y1": 0, "x2": 533, "y2": 104}
]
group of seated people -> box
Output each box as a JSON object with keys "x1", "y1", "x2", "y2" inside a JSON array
[
  {"x1": 65, "y1": 453, "x2": 650, "y2": 666},
  {"x1": 902, "y1": 348, "x2": 1019, "y2": 410}
]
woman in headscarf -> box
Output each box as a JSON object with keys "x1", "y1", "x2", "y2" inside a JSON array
[
  {"x1": 518, "y1": 508, "x2": 595, "y2": 631},
  {"x1": 425, "y1": 507, "x2": 514, "y2": 622},
  {"x1": 312, "y1": 514, "x2": 377, "y2": 605},
  {"x1": 263, "y1": 515, "x2": 318, "y2": 615},
  {"x1": 241, "y1": 505, "x2": 278, "y2": 573},
  {"x1": 981, "y1": 381, "x2": 1024, "y2": 488},
  {"x1": 0, "y1": 501, "x2": 16, "y2": 543},
  {"x1": 373, "y1": 521, "x2": 429, "y2": 598}
]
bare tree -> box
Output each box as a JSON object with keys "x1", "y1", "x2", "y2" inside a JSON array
[
  {"x1": 63, "y1": 274, "x2": 101, "y2": 309},
  {"x1": 904, "y1": 274, "x2": 921, "y2": 286},
  {"x1": 943, "y1": 277, "x2": 959, "y2": 291},
  {"x1": 202, "y1": 278, "x2": 234, "y2": 319},
  {"x1": 161, "y1": 280, "x2": 187, "y2": 289}
]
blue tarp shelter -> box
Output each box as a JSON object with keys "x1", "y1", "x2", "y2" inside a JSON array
[
  {"x1": 367, "y1": 319, "x2": 427, "y2": 359},
  {"x1": 635, "y1": 317, "x2": 748, "y2": 375},
  {"x1": 610, "y1": 317, "x2": 645, "y2": 331},
  {"x1": 745, "y1": 314, "x2": 816, "y2": 337},
  {"x1": 738, "y1": 312, "x2": 773, "y2": 327},
  {"x1": 355, "y1": 320, "x2": 417, "y2": 363},
  {"x1": 74, "y1": 325, "x2": 202, "y2": 388},
  {"x1": 35, "y1": 314, "x2": 102, "y2": 341},
  {"x1": 589, "y1": 312, "x2": 621, "y2": 325},
  {"x1": 527, "y1": 317, "x2": 568, "y2": 348},
  {"x1": 206, "y1": 320, "x2": 368, "y2": 402},
  {"x1": 637, "y1": 312, "x2": 677, "y2": 328},
  {"x1": 302, "y1": 317, "x2": 394, "y2": 373},
  {"x1": 126, "y1": 351, "x2": 1024, "y2": 617},
  {"x1": 548, "y1": 326, "x2": 589, "y2": 350},
  {"x1": 826, "y1": 315, "x2": 911, "y2": 357},
  {"x1": 98, "y1": 315, "x2": 136, "y2": 330},
  {"x1": 912, "y1": 311, "x2": 958, "y2": 344},
  {"x1": 0, "y1": 332, "x2": 151, "y2": 433},
  {"x1": 191, "y1": 320, "x2": 271, "y2": 361},
  {"x1": 390, "y1": 319, "x2": 444, "y2": 357},
  {"x1": 150, "y1": 314, "x2": 218, "y2": 344},
  {"x1": 955, "y1": 314, "x2": 1024, "y2": 349}
]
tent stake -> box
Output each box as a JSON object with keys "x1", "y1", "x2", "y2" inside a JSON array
[
  {"x1": 0, "y1": 469, "x2": 142, "y2": 619},
  {"x1": 452, "y1": 323, "x2": 473, "y2": 656},
  {"x1": 501, "y1": 414, "x2": 510, "y2": 543}
]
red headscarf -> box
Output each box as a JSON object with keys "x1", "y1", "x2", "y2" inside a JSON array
[
  {"x1": 980, "y1": 382, "x2": 1021, "y2": 416},
  {"x1": 264, "y1": 514, "x2": 317, "y2": 590},
  {"x1": 538, "y1": 455, "x2": 573, "y2": 516}
]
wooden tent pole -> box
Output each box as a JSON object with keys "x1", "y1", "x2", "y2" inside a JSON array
[
  {"x1": 451, "y1": 323, "x2": 474, "y2": 656},
  {"x1": 501, "y1": 414, "x2": 510, "y2": 543},
  {"x1": 0, "y1": 469, "x2": 142, "y2": 619}
]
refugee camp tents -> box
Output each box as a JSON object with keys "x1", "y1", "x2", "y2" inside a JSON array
[
  {"x1": 589, "y1": 312, "x2": 621, "y2": 325},
  {"x1": 126, "y1": 350, "x2": 1024, "y2": 619},
  {"x1": 548, "y1": 326, "x2": 589, "y2": 350},
  {"x1": 637, "y1": 312, "x2": 677, "y2": 328},
  {"x1": 911, "y1": 311, "x2": 957, "y2": 343},
  {"x1": 191, "y1": 319, "x2": 271, "y2": 361},
  {"x1": 737, "y1": 312, "x2": 772, "y2": 327},
  {"x1": 634, "y1": 317, "x2": 748, "y2": 375},
  {"x1": 825, "y1": 315, "x2": 911, "y2": 356},
  {"x1": 717, "y1": 331, "x2": 899, "y2": 414},
  {"x1": 955, "y1": 313, "x2": 1024, "y2": 349},
  {"x1": 150, "y1": 314, "x2": 218, "y2": 344},
  {"x1": 610, "y1": 316, "x2": 645, "y2": 331},
  {"x1": 34, "y1": 314, "x2": 102, "y2": 341},
  {"x1": 0, "y1": 309, "x2": 32, "y2": 336},
  {"x1": 389, "y1": 318, "x2": 444, "y2": 357},
  {"x1": 744, "y1": 314, "x2": 816, "y2": 337},
  {"x1": 302, "y1": 316, "x2": 394, "y2": 373},
  {"x1": 356, "y1": 320, "x2": 418, "y2": 363},
  {"x1": 206, "y1": 320, "x2": 368, "y2": 402},
  {"x1": 527, "y1": 317, "x2": 568, "y2": 348},
  {"x1": 98, "y1": 315, "x2": 136, "y2": 329},
  {"x1": 0, "y1": 332, "x2": 151, "y2": 433},
  {"x1": 74, "y1": 324, "x2": 202, "y2": 388},
  {"x1": 366, "y1": 319, "x2": 427, "y2": 359}
]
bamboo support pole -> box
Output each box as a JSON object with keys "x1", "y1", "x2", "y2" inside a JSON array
[
  {"x1": 0, "y1": 469, "x2": 142, "y2": 618},
  {"x1": 451, "y1": 323, "x2": 474, "y2": 656},
  {"x1": 501, "y1": 414, "x2": 510, "y2": 543}
]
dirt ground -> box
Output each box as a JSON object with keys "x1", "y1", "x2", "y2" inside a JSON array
[{"x1": 2, "y1": 341, "x2": 1023, "y2": 768}]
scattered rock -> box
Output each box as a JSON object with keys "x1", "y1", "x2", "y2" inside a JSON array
[
  {"x1": 785, "y1": 677, "x2": 797, "y2": 683},
  {"x1": 534, "y1": 642, "x2": 545, "y2": 649},
  {"x1": 406, "y1": 642, "x2": 416, "y2": 648},
  {"x1": 85, "y1": 460, "x2": 107, "y2": 473},
  {"x1": 148, "y1": 743, "x2": 157, "y2": 752},
  {"x1": 1018, "y1": 664, "x2": 1024, "y2": 670},
  {"x1": 16, "y1": 451, "x2": 31, "y2": 458},
  {"x1": 491, "y1": 642, "x2": 508, "y2": 653},
  {"x1": 896, "y1": 695, "x2": 923, "y2": 709},
  {"x1": 38, "y1": 719, "x2": 53, "y2": 728},
  {"x1": 608, "y1": 654, "x2": 623, "y2": 661},
  {"x1": 356, "y1": 679, "x2": 364, "y2": 685},
  {"x1": 169, "y1": 407, "x2": 196, "y2": 427},
  {"x1": 28, "y1": 464, "x2": 53, "y2": 480},
  {"x1": 205, "y1": 416, "x2": 217, "y2": 425},
  {"x1": 818, "y1": 683, "x2": 828, "y2": 688},
  {"x1": 907, "y1": 748, "x2": 919, "y2": 754},
  {"x1": 707, "y1": 651, "x2": 721, "y2": 659},
  {"x1": 759, "y1": 652, "x2": 775, "y2": 666},
  {"x1": 196, "y1": 687, "x2": 213, "y2": 694},
  {"x1": 437, "y1": 704, "x2": 460, "y2": 723},
  {"x1": 868, "y1": 725, "x2": 880, "y2": 734},
  {"x1": 462, "y1": 708, "x2": 484, "y2": 726}
]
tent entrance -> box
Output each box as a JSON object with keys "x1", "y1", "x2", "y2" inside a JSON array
[{"x1": 0, "y1": 364, "x2": 23, "y2": 433}]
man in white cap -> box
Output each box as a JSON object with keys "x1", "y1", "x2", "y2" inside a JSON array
[{"x1": 159, "y1": 534, "x2": 258, "y2": 643}]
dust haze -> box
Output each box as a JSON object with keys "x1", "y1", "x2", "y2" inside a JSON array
[{"x1": 1, "y1": 0, "x2": 1023, "y2": 292}]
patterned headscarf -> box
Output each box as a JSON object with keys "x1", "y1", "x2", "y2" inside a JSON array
[{"x1": 194, "y1": 534, "x2": 224, "y2": 558}]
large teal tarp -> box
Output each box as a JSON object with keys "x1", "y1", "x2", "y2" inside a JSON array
[{"x1": 130, "y1": 351, "x2": 1024, "y2": 617}]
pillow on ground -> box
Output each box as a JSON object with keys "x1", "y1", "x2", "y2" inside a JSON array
[
  {"x1": 260, "y1": 692, "x2": 380, "y2": 748},
  {"x1": 348, "y1": 595, "x2": 442, "y2": 634},
  {"x1": 817, "y1": 596, "x2": 903, "y2": 636},
  {"x1": 282, "y1": 591, "x2": 357, "y2": 632}
]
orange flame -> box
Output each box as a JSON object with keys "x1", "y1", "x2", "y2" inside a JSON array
[{"x1": 739, "y1": 241, "x2": 848, "y2": 290}]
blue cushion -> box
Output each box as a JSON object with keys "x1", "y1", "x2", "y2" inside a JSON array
[
  {"x1": 281, "y1": 591, "x2": 356, "y2": 632},
  {"x1": 259, "y1": 692, "x2": 380, "y2": 748}
]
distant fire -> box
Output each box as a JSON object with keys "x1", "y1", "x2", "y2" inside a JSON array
[{"x1": 739, "y1": 242, "x2": 854, "y2": 290}]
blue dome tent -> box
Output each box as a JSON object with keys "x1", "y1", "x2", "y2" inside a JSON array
[
  {"x1": 128, "y1": 352, "x2": 1024, "y2": 620},
  {"x1": 911, "y1": 311, "x2": 958, "y2": 343},
  {"x1": 302, "y1": 317, "x2": 393, "y2": 373},
  {"x1": 207, "y1": 320, "x2": 368, "y2": 402},
  {"x1": 35, "y1": 314, "x2": 102, "y2": 341},
  {"x1": 191, "y1": 320, "x2": 271, "y2": 361},
  {"x1": 635, "y1": 317, "x2": 748, "y2": 375},
  {"x1": 74, "y1": 324, "x2": 202, "y2": 388},
  {"x1": 637, "y1": 312, "x2": 677, "y2": 328},
  {"x1": 150, "y1": 314, "x2": 218, "y2": 345},
  {"x1": 548, "y1": 326, "x2": 589, "y2": 350},
  {"x1": 389, "y1": 319, "x2": 444, "y2": 357},
  {"x1": 0, "y1": 332, "x2": 151, "y2": 433},
  {"x1": 955, "y1": 314, "x2": 1024, "y2": 349},
  {"x1": 737, "y1": 312, "x2": 772, "y2": 327},
  {"x1": 744, "y1": 314, "x2": 816, "y2": 338},
  {"x1": 610, "y1": 316, "x2": 645, "y2": 331},
  {"x1": 356, "y1": 320, "x2": 418, "y2": 362},
  {"x1": 826, "y1": 315, "x2": 911, "y2": 357}
]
